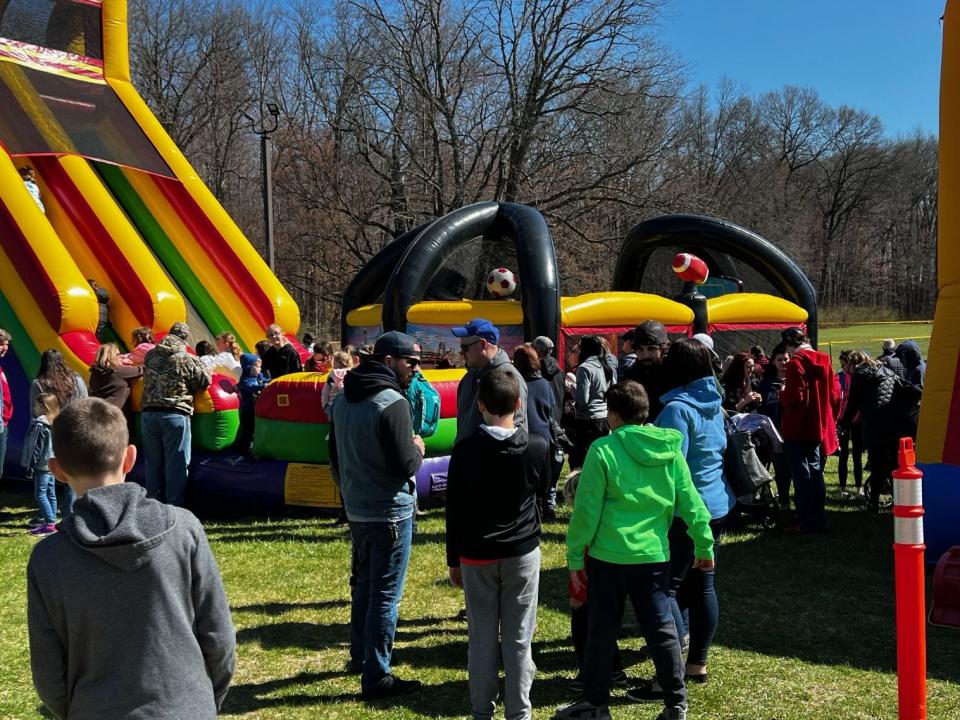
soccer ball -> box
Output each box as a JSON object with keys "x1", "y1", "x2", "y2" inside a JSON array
[{"x1": 486, "y1": 267, "x2": 517, "y2": 298}]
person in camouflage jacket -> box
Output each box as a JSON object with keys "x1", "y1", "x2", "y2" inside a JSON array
[{"x1": 141, "y1": 323, "x2": 210, "y2": 506}]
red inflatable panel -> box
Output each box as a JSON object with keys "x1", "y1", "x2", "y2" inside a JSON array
[
  {"x1": 434, "y1": 379, "x2": 459, "y2": 419},
  {"x1": 256, "y1": 373, "x2": 328, "y2": 423},
  {"x1": 208, "y1": 372, "x2": 240, "y2": 411}
]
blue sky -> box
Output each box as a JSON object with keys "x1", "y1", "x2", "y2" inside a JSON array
[{"x1": 657, "y1": 0, "x2": 944, "y2": 138}]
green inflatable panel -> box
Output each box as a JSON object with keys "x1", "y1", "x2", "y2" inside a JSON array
[
  {"x1": 254, "y1": 418, "x2": 330, "y2": 463},
  {"x1": 423, "y1": 417, "x2": 457, "y2": 457},
  {"x1": 192, "y1": 410, "x2": 240, "y2": 452}
]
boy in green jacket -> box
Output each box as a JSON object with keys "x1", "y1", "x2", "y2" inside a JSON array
[{"x1": 555, "y1": 381, "x2": 714, "y2": 720}]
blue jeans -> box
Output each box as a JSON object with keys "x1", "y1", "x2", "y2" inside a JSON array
[
  {"x1": 34, "y1": 471, "x2": 57, "y2": 524},
  {"x1": 785, "y1": 440, "x2": 826, "y2": 532},
  {"x1": 141, "y1": 411, "x2": 192, "y2": 506},
  {"x1": 667, "y1": 516, "x2": 723, "y2": 667},
  {"x1": 349, "y1": 516, "x2": 413, "y2": 690}
]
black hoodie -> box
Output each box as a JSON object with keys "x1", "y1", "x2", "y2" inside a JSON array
[
  {"x1": 328, "y1": 360, "x2": 423, "y2": 520},
  {"x1": 540, "y1": 354, "x2": 566, "y2": 422},
  {"x1": 445, "y1": 425, "x2": 549, "y2": 567},
  {"x1": 27, "y1": 483, "x2": 235, "y2": 720}
]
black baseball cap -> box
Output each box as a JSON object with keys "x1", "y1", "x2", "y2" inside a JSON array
[
  {"x1": 633, "y1": 320, "x2": 668, "y2": 347},
  {"x1": 372, "y1": 331, "x2": 420, "y2": 359}
]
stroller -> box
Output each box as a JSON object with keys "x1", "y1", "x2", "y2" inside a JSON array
[{"x1": 723, "y1": 412, "x2": 780, "y2": 530}]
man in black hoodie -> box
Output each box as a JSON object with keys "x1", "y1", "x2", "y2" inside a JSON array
[
  {"x1": 623, "y1": 319, "x2": 671, "y2": 422},
  {"x1": 28, "y1": 398, "x2": 235, "y2": 720},
  {"x1": 446, "y1": 367, "x2": 550, "y2": 720},
  {"x1": 328, "y1": 331, "x2": 425, "y2": 699}
]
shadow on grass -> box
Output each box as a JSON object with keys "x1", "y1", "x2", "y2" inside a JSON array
[
  {"x1": 236, "y1": 620, "x2": 350, "y2": 651},
  {"x1": 232, "y1": 599, "x2": 349, "y2": 615}
]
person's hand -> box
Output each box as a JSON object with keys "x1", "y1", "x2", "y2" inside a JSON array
[
  {"x1": 413, "y1": 435, "x2": 425, "y2": 455},
  {"x1": 569, "y1": 569, "x2": 587, "y2": 596},
  {"x1": 750, "y1": 391, "x2": 762, "y2": 403},
  {"x1": 693, "y1": 557, "x2": 715, "y2": 571},
  {"x1": 448, "y1": 566, "x2": 463, "y2": 587}
]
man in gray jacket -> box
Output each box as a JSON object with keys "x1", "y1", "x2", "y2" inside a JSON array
[
  {"x1": 453, "y1": 318, "x2": 528, "y2": 445},
  {"x1": 328, "y1": 331, "x2": 426, "y2": 699},
  {"x1": 28, "y1": 398, "x2": 235, "y2": 720}
]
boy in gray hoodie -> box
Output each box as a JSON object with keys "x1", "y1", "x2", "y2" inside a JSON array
[{"x1": 27, "y1": 398, "x2": 235, "y2": 720}]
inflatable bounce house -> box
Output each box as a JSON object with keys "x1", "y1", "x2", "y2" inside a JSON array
[
  {"x1": 0, "y1": 0, "x2": 818, "y2": 512},
  {"x1": 917, "y1": 1, "x2": 960, "y2": 564},
  {"x1": 340, "y1": 202, "x2": 816, "y2": 502}
]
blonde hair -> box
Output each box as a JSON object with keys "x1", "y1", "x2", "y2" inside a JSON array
[
  {"x1": 34, "y1": 392, "x2": 61, "y2": 422},
  {"x1": 216, "y1": 332, "x2": 242, "y2": 360},
  {"x1": 92, "y1": 343, "x2": 121, "y2": 371},
  {"x1": 332, "y1": 350, "x2": 352, "y2": 369},
  {"x1": 846, "y1": 349, "x2": 873, "y2": 369}
]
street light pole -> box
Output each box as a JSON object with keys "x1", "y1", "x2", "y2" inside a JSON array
[
  {"x1": 261, "y1": 131, "x2": 275, "y2": 271},
  {"x1": 245, "y1": 103, "x2": 280, "y2": 272}
]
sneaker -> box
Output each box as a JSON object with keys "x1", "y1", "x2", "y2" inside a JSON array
[
  {"x1": 567, "y1": 676, "x2": 584, "y2": 692},
  {"x1": 29, "y1": 523, "x2": 57, "y2": 536},
  {"x1": 611, "y1": 669, "x2": 628, "y2": 687},
  {"x1": 360, "y1": 675, "x2": 421, "y2": 699},
  {"x1": 26, "y1": 516, "x2": 44, "y2": 528},
  {"x1": 656, "y1": 706, "x2": 688, "y2": 720},
  {"x1": 626, "y1": 678, "x2": 663, "y2": 703},
  {"x1": 553, "y1": 699, "x2": 611, "y2": 720},
  {"x1": 345, "y1": 659, "x2": 363, "y2": 675}
]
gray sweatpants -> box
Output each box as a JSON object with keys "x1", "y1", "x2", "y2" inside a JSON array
[{"x1": 461, "y1": 546, "x2": 540, "y2": 720}]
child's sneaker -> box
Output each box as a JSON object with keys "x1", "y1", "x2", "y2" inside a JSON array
[
  {"x1": 626, "y1": 678, "x2": 663, "y2": 703},
  {"x1": 656, "y1": 706, "x2": 687, "y2": 720},
  {"x1": 553, "y1": 699, "x2": 611, "y2": 720},
  {"x1": 29, "y1": 523, "x2": 57, "y2": 536}
]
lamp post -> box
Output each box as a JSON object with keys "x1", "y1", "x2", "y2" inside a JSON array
[{"x1": 243, "y1": 102, "x2": 280, "y2": 271}]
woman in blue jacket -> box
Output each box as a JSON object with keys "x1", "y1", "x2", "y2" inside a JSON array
[{"x1": 629, "y1": 337, "x2": 733, "y2": 702}]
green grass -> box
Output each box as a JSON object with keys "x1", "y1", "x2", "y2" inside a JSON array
[
  {"x1": 2, "y1": 459, "x2": 959, "y2": 719},
  {"x1": 819, "y1": 322, "x2": 932, "y2": 367}
]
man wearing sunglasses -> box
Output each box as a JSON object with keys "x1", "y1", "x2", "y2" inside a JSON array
[
  {"x1": 328, "y1": 330, "x2": 426, "y2": 700},
  {"x1": 453, "y1": 318, "x2": 527, "y2": 445}
]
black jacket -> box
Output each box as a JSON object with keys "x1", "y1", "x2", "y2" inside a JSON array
[
  {"x1": 445, "y1": 426, "x2": 548, "y2": 567},
  {"x1": 841, "y1": 363, "x2": 898, "y2": 440},
  {"x1": 623, "y1": 362, "x2": 669, "y2": 421},
  {"x1": 261, "y1": 343, "x2": 302, "y2": 380},
  {"x1": 540, "y1": 355, "x2": 566, "y2": 423}
]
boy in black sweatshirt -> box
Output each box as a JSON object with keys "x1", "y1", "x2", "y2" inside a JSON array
[
  {"x1": 446, "y1": 367, "x2": 550, "y2": 720},
  {"x1": 27, "y1": 398, "x2": 235, "y2": 719}
]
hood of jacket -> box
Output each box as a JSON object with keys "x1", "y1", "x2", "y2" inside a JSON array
[
  {"x1": 487, "y1": 347, "x2": 512, "y2": 372},
  {"x1": 153, "y1": 333, "x2": 188, "y2": 357},
  {"x1": 895, "y1": 340, "x2": 922, "y2": 369},
  {"x1": 59, "y1": 483, "x2": 176, "y2": 571},
  {"x1": 792, "y1": 347, "x2": 832, "y2": 381},
  {"x1": 610, "y1": 423, "x2": 683, "y2": 466},
  {"x1": 478, "y1": 424, "x2": 528, "y2": 453},
  {"x1": 540, "y1": 354, "x2": 561, "y2": 380},
  {"x1": 240, "y1": 352, "x2": 260, "y2": 374},
  {"x1": 343, "y1": 359, "x2": 402, "y2": 402},
  {"x1": 660, "y1": 376, "x2": 722, "y2": 419}
]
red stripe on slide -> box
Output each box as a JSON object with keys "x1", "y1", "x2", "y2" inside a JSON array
[
  {"x1": 61, "y1": 330, "x2": 100, "y2": 365},
  {"x1": 33, "y1": 157, "x2": 155, "y2": 324},
  {"x1": 152, "y1": 175, "x2": 275, "y2": 330},
  {"x1": 0, "y1": 201, "x2": 61, "y2": 328}
]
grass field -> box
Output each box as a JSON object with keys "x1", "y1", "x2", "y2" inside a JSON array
[
  {"x1": 819, "y1": 322, "x2": 933, "y2": 367},
  {"x1": 1, "y1": 321, "x2": 956, "y2": 719}
]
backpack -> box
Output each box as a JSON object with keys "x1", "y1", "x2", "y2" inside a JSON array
[{"x1": 408, "y1": 372, "x2": 441, "y2": 438}]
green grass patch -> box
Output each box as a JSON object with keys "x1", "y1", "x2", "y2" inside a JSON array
[
  {"x1": 819, "y1": 322, "x2": 932, "y2": 368},
  {"x1": 1, "y1": 462, "x2": 959, "y2": 718}
]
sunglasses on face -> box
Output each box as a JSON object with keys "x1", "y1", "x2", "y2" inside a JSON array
[
  {"x1": 400, "y1": 356, "x2": 420, "y2": 368},
  {"x1": 460, "y1": 339, "x2": 482, "y2": 354},
  {"x1": 267, "y1": 332, "x2": 282, "y2": 338}
]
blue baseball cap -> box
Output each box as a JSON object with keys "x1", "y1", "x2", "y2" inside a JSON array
[{"x1": 451, "y1": 318, "x2": 499, "y2": 345}]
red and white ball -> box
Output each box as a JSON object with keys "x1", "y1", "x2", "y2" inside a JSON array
[
  {"x1": 486, "y1": 267, "x2": 517, "y2": 297},
  {"x1": 672, "y1": 253, "x2": 709, "y2": 285}
]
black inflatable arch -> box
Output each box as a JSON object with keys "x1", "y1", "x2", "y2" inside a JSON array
[
  {"x1": 612, "y1": 214, "x2": 818, "y2": 345},
  {"x1": 339, "y1": 222, "x2": 433, "y2": 346},
  {"x1": 382, "y1": 202, "x2": 560, "y2": 346}
]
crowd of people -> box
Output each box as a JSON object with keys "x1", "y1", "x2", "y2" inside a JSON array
[{"x1": 1, "y1": 316, "x2": 927, "y2": 720}]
